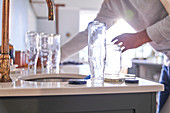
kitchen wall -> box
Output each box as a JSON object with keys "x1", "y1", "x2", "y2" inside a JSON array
[
  {"x1": 37, "y1": 0, "x2": 103, "y2": 62},
  {"x1": 0, "y1": 0, "x2": 103, "y2": 51},
  {"x1": 54, "y1": 0, "x2": 103, "y2": 10},
  {"x1": 0, "y1": 0, "x2": 103, "y2": 52},
  {"x1": 37, "y1": 0, "x2": 103, "y2": 34},
  {"x1": 37, "y1": 19, "x2": 56, "y2": 34},
  {"x1": 0, "y1": 0, "x2": 37, "y2": 51}
]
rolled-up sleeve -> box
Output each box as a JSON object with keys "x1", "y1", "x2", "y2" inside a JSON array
[
  {"x1": 146, "y1": 16, "x2": 170, "y2": 44},
  {"x1": 95, "y1": 0, "x2": 121, "y2": 29},
  {"x1": 61, "y1": 0, "x2": 121, "y2": 62}
]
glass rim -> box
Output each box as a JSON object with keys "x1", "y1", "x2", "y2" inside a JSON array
[
  {"x1": 49, "y1": 34, "x2": 61, "y2": 38},
  {"x1": 26, "y1": 31, "x2": 39, "y2": 36},
  {"x1": 40, "y1": 32, "x2": 49, "y2": 37},
  {"x1": 88, "y1": 21, "x2": 106, "y2": 28},
  {"x1": 40, "y1": 33, "x2": 61, "y2": 38},
  {"x1": 106, "y1": 44, "x2": 122, "y2": 51}
]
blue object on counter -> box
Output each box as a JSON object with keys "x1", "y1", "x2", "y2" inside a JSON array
[
  {"x1": 60, "y1": 61, "x2": 83, "y2": 65},
  {"x1": 125, "y1": 79, "x2": 139, "y2": 84},
  {"x1": 68, "y1": 75, "x2": 91, "y2": 85},
  {"x1": 84, "y1": 75, "x2": 91, "y2": 79},
  {"x1": 68, "y1": 79, "x2": 87, "y2": 85}
]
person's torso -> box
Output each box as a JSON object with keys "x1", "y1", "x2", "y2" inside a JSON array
[
  {"x1": 107, "y1": 0, "x2": 170, "y2": 60},
  {"x1": 108, "y1": 0, "x2": 168, "y2": 31}
]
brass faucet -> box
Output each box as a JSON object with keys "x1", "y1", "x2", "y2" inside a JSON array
[{"x1": 0, "y1": 0, "x2": 54, "y2": 82}]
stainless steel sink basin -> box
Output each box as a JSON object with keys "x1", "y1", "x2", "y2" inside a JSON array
[
  {"x1": 18, "y1": 73, "x2": 87, "y2": 82},
  {"x1": 25, "y1": 77, "x2": 72, "y2": 82}
]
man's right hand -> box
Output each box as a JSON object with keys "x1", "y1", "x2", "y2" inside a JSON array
[{"x1": 111, "y1": 30, "x2": 152, "y2": 52}]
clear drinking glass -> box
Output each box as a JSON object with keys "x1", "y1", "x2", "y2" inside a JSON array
[
  {"x1": 88, "y1": 21, "x2": 106, "y2": 86},
  {"x1": 25, "y1": 31, "x2": 40, "y2": 74},
  {"x1": 40, "y1": 33, "x2": 52, "y2": 74},
  {"x1": 49, "y1": 34, "x2": 61, "y2": 74},
  {"x1": 105, "y1": 44, "x2": 122, "y2": 78}
]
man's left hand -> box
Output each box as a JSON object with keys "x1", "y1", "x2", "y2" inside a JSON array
[{"x1": 111, "y1": 30, "x2": 152, "y2": 52}]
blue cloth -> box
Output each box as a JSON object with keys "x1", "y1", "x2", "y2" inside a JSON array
[{"x1": 157, "y1": 65, "x2": 170, "y2": 113}]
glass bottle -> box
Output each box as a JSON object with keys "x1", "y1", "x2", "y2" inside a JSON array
[
  {"x1": 88, "y1": 21, "x2": 106, "y2": 86},
  {"x1": 104, "y1": 44, "x2": 122, "y2": 78}
]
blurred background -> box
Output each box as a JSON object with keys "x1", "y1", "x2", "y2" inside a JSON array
[{"x1": 0, "y1": 0, "x2": 164, "y2": 82}]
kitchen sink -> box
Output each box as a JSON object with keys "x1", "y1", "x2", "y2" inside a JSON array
[{"x1": 18, "y1": 73, "x2": 87, "y2": 82}]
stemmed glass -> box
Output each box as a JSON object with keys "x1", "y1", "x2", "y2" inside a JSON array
[
  {"x1": 39, "y1": 33, "x2": 52, "y2": 74},
  {"x1": 39, "y1": 33, "x2": 61, "y2": 74},
  {"x1": 49, "y1": 34, "x2": 61, "y2": 74},
  {"x1": 25, "y1": 31, "x2": 40, "y2": 74}
]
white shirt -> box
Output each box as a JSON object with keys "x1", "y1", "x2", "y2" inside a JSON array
[{"x1": 61, "y1": 0, "x2": 170, "y2": 62}]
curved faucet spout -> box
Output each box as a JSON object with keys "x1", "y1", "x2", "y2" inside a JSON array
[
  {"x1": 46, "y1": 0, "x2": 54, "y2": 20},
  {"x1": 0, "y1": 0, "x2": 54, "y2": 82}
]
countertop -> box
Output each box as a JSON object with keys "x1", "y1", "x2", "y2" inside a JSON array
[
  {"x1": 132, "y1": 59, "x2": 163, "y2": 66},
  {"x1": 0, "y1": 71, "x2": 164, "y2": 97}
]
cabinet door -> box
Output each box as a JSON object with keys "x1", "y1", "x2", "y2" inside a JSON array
[{"x1": 72, "y1": 109, "x2": 134, "y2": 113}]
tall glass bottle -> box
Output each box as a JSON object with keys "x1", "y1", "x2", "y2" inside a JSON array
[{"x1": 88, "y1": 21, "x2": 106, "y2": 86}]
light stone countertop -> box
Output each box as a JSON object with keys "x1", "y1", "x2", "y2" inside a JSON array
[{"x1": 0, "y1": 72, "x2": 164, "y2": 97}]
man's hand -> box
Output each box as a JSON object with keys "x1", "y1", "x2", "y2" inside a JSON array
[
  {"x1": 160, "y1": 0, "x2": 170, "y2": 16},
  {"x1": 111, "y1": 30, "x2": 152, "y2": 52}
]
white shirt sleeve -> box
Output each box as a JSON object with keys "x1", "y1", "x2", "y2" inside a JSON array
[
  {"x1": 61, "y1": 0, "x2": 121, "y2": 62},
  {"x1": 146, "y1": 16, "x2": 170, "y2": 44}
]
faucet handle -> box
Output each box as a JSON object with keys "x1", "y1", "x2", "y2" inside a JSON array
[{"x1": 0, "y1": 54, "x2": 12, "y2": 82}]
